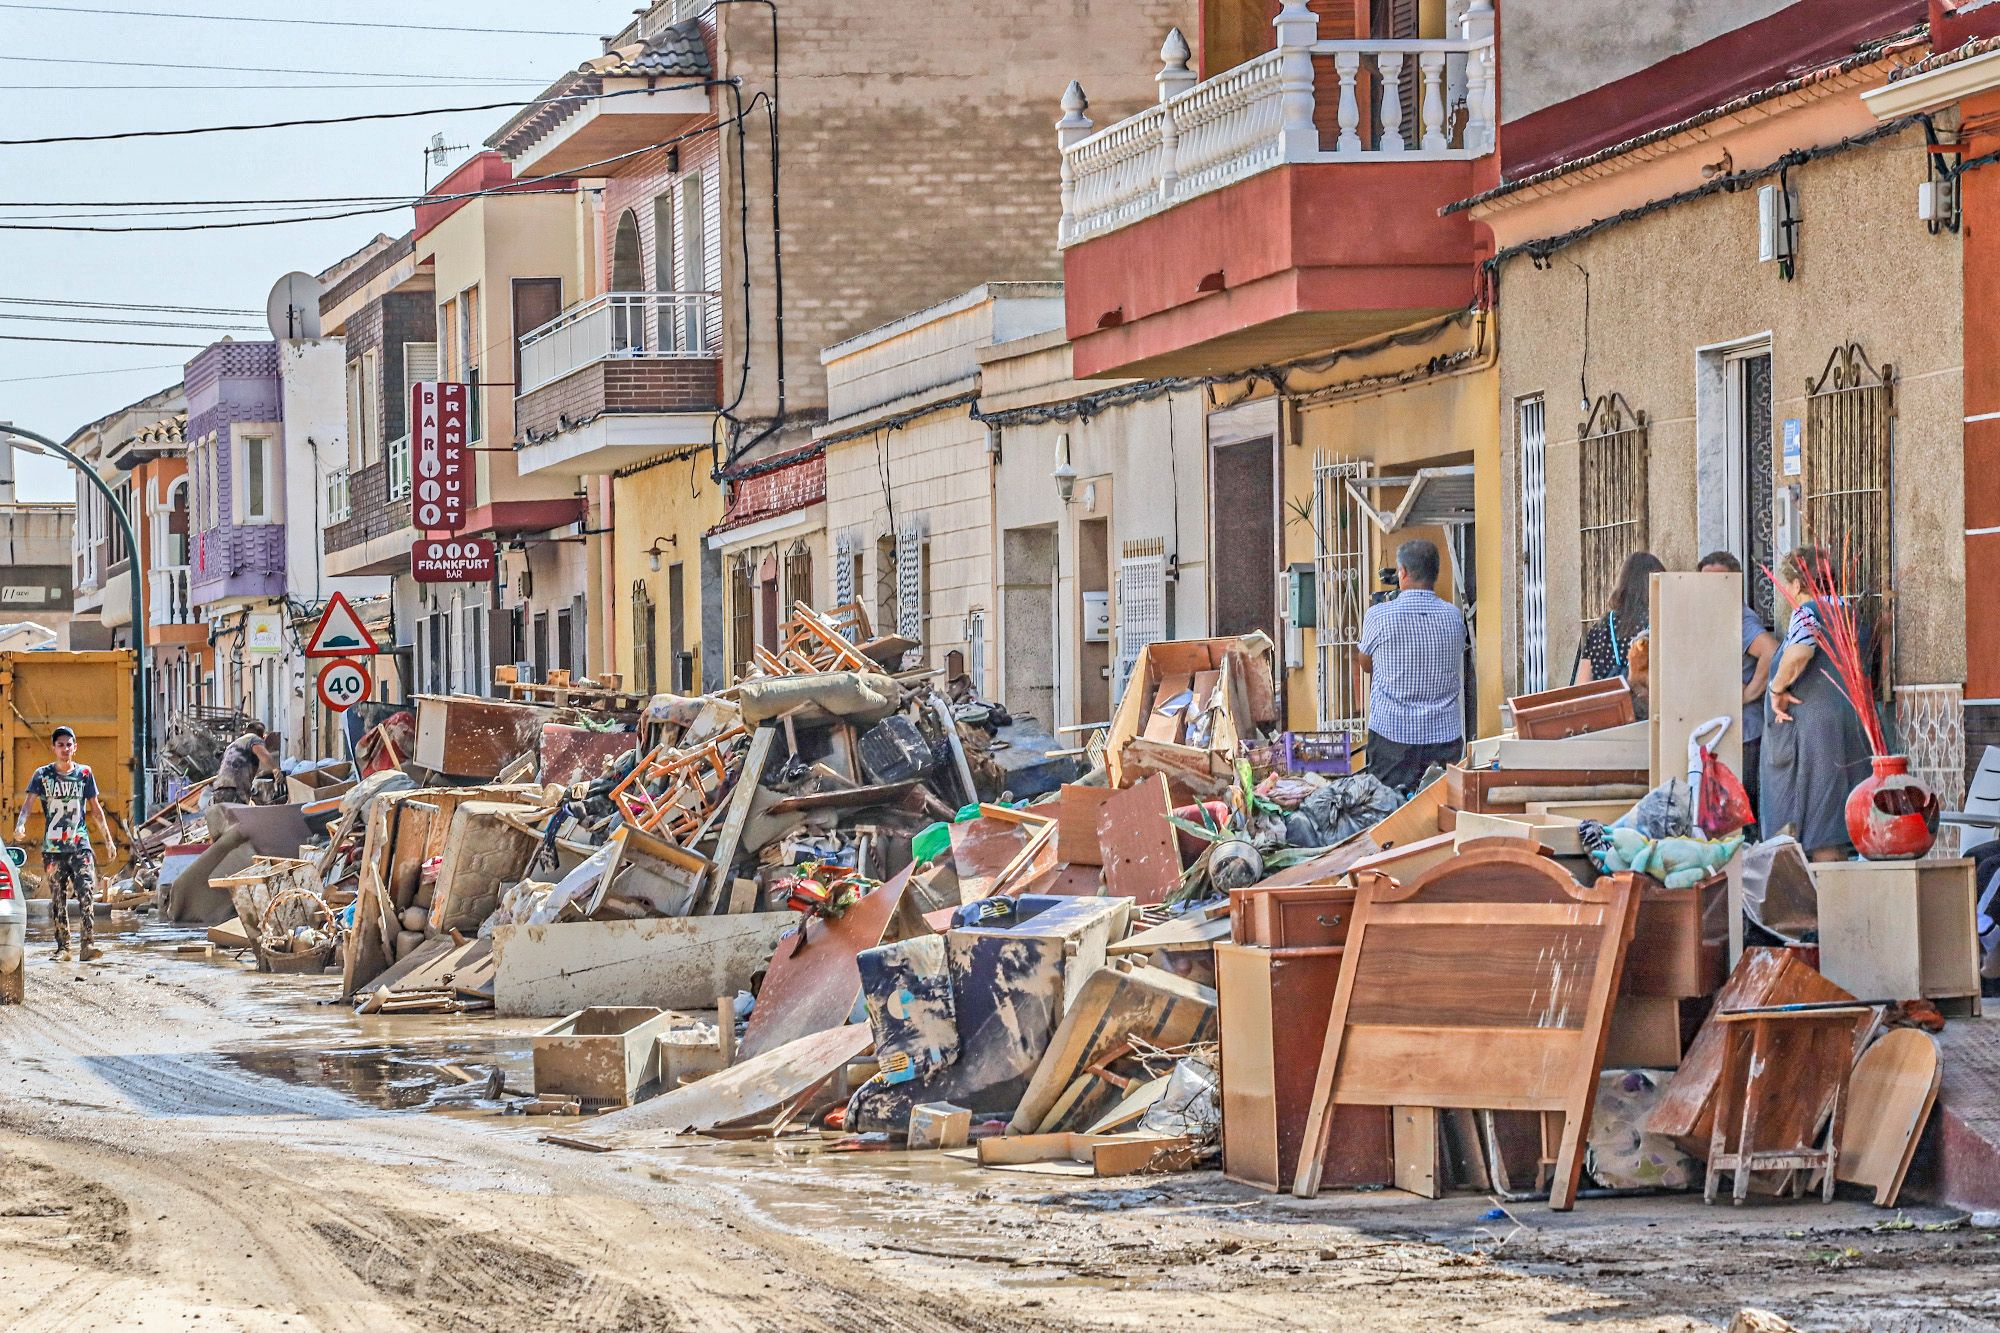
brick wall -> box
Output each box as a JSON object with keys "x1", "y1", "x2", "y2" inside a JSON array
[
  {"x1": 714, "y1": 0, "x2": 1196, "y2": 429},
  {"x1": 323, "y1": 460, "x2": 411, "y2": 555},
  {"x1": 515, "y1": 359, "x2": 722, "y2": 442}
]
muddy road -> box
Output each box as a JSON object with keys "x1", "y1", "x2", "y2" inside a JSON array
[{"x1": 0, "y1": 921, "x2": 1995, "y2": 1331}]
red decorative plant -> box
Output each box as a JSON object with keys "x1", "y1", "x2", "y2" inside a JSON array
[{"x1": 1763, "y1": 546, "x2": 1887, "y2": 757}]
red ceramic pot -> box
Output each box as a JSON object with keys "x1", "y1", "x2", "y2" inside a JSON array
[{"x1": 1845, "y1": 754, "x2": 1939, "y2": 860}]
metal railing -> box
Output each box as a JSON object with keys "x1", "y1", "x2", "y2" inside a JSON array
[
  {"x1": 1059, "y1": 4, "x2": 1495, "y2": 246},
  {"x1": 149, "y1": 565, "x2": 193, "y2": 626},
  {"x1": 386, "y1": 434, "x2": 411, "y2": 501},
  {"x1": 516, "y1": 290, "x2": 721, "y2": 395},
  {"x1": 325, "y1": 466, "x2": 351, "y2": 523}
]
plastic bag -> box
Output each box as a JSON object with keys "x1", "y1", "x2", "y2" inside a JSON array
[{"x1": 1697, "y1": 745, "x2": 1755, "y2": 837}]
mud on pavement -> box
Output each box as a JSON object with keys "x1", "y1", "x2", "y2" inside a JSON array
[{"x1": 1, "y1": 926, "x2": 1993, "y2": 1332}]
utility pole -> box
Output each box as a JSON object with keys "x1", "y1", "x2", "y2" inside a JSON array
[{"x1": 0, "y1": 424, "x2": 149, "y2": 824}]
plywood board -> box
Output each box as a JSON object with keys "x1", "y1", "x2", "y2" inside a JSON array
[
  {"x1": 1097, "y1": 775, "x2": 1181, "y2": 906},
  {"x1": 1647, "y1": 572, "x2": 1745, "y2": 786},
  {"x1": 1393, "y1": 1106, "x2": 1441, "y2": 1199},
  {"x1": 736, "y1": 865, "x2": 911, "y2": 1061},
  {"x1": 554, "y1": 1023, "x2": 872, "y2": 1149},
  {"x1": 1056, "y1": 785, "x2": 1113, "y2": 866},
  {"x1": 951, "y1": 813, "x2": 1034, "y2": 902},
  {"x1": 1009, "y1": 964, "x2": 1218, "y2": 1134},
  {"x1": 1837, "y1": 1028, "x2": 1941, "y2": 1206}
]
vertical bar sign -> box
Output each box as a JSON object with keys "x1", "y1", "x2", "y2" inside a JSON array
[{"x1": 410, "y1": 380, "x2": 469, "y2": 531}]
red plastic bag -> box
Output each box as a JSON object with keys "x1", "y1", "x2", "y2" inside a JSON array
[{"x1": 1697, "y1": 746, "x2": 1755, "y2": 837}]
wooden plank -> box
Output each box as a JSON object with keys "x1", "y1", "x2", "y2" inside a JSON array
[
  {"x1": 1647, "y1": 572, "x2": 1744, "y2": 786},
  {"x1": 1291, "y1": 855, "x2": 1639, "y2": 1210},
  {"x1": 1495, "y1": 722, "x2": 1649, "y2": 772},
  {"x1": 1056, "y1": 784, "x2": 1113, "y2": 866},
  {"x1": 1392, "y1": 1106, "x2": 1441, "y2": 1199},
  {"x1": 1837, "y1": 1028, "x2": 1942, "y2": 1207},
  {"x1": 703, "y1": 726, "x2": 776, "y2": 915},
  {"x1": 1096, "y1": 774, "x2": 1182, "y2": 906}
]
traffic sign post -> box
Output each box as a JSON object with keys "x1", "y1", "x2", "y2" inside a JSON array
[
  {"x1": 410, "y1": 380, "x2": 470, "y2": 532},
  {"x1": 316, "y1": 658, "x2": 371, "y2": 712},
  {"x1": 305, "y1": 591, "x2": 382, "y2": 658}
]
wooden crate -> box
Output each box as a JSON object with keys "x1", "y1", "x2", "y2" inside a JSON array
[
  {"x1": 1105, "y1": 637, "x2": 1274, "y2": 793},
  {"x1": 1509, "y1": 677, "x2": 1635, "y2": 740},
  {"x1": 1812, "y1": 859, "x2": 1980, "y2": 1012}
]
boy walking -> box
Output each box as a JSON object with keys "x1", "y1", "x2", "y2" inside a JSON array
[{"x1": 15, "y1": 726, "x2": 115, "y2": 961}]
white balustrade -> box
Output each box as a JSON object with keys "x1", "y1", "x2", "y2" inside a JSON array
[
  {"x1": 1057, "y1": 19, "x2": 1497, "y2": 246},
  {"x1": 149, "y1": 566, "x2": 193, "y2": 626},
  {"x1": 516, "y1": 291, "x2": 721, "y2": 395}
]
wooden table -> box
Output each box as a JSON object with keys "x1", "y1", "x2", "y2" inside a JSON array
[{"x1": 1704, "y1": 1004, "x2": 1873, "y2": 1205}]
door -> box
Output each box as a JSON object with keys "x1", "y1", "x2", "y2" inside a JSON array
[
  {"x1": 678, "y1": 171, "x2": 708, "y2": 351},
  {"x1": 667, "y1": 562, "x2": 688, "y2": 691},
  {"x1": 1727, "y1": 349, "x2": 1777, "y2": 626},
  {"x1": 1211, "y1": 435, "x2": 1278, "y2": 641},
  {"x1": 511, "y1": 278, "x2": 563, "y2": 387}
]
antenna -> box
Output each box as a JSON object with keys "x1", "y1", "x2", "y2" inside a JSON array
[
  {"x1": 265, "y1": 271, "x2": 322, "y2": 341},
  {"x1": 422, "y1": 132, "x2": 470, "y2": 191}
]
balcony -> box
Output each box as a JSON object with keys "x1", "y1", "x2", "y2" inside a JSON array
[
  {"x1": 324, "y1": 467, "x2": 352, "y2": 524},
  {"x1": 487, "y1": 16, "x2": 714, "y2": 178},
  {"x1": 148, "y1": 566, "x2": 195, "y2": 626},
  {"x1": 515, "y1": 291, "x2": 723, "y2": 477},
  {"x1": 1057, "y1": 4, "x2": 1496, "y2": 379},
  {"x1": 324, "y1": 459, "x2": 416, "y2": 577}
]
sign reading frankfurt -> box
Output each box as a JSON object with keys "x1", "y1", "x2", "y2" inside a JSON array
[
  {"x1": 411, "y1": 537, "x2": 497, "y2": 584},
  {"x1": 410, "y1": 380, "x2": 470, "y2": 531}
]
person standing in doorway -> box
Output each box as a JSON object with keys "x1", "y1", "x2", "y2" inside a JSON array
[
  {"x1": 14, "y1": 726, "x2": 115, "y2": 961},
  {"x1": 1697, "y1": 551, "x2": 1778, "y2": 823},
  {"x1": 1358, "y1": 538, "x2": 1467, "y2": 793}
]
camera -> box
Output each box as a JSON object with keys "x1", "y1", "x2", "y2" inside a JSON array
[{"x1": 1369, "y1": 566, "x2": 1399, "y2": 606}]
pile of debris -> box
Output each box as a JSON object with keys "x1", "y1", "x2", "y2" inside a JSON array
[{"x1": 127, "y1": 585, "x2": 1967, "y2": 1206}]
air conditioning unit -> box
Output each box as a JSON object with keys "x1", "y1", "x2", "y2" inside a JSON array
[{"x1": 1758, "y1": 184, "x2": 1796, "y2": 264}]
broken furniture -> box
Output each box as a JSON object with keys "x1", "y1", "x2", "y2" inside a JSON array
[
  {"x1": 1836, "y1": 1027, "x2": 1942, "y2": 1207},
  {"x1": 1009, "y1": 963, "x2": 1218, "y2": 1135},
  {"x1": 735, "y1": 865, "x2": 912, "y2": 1060},
  {"x1": 1508, "y1": 677, "x2": 1635, "y2": 740},
  {"x1": 412, "y1": 694, "x2": 547, "y2": 778},
  {"x1": 1291, "y1": 847, "x2": 1640, "y2": 1210},
  {"x1": 532, "y1": 1006, "x2": 677, "y2": 1108},
  {"x1": 1105, "y1": 634, "x2": 1276, "y2": 799},
  {"x1": 1810, "y1": 859, "x2": 1980, "y2": 1016},
  {"x1": 974, "y1": 1131, "x2": 1198, "y2": 1177},
  {"x1": 1702, "y1": 1004, "x2": 1871, "y2": 1205},
  {"x1": 491, "y1": 913, "x2": 793, "y2": 1017}
]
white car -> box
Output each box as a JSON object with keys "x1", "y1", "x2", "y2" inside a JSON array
[{"x1": 0, "y1": 839, "x2": 24, "y2": 1003}]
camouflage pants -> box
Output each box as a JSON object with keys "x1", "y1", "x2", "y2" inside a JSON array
[{"x1": 44, "y1": 851, "x2": 95, "y2": 951}]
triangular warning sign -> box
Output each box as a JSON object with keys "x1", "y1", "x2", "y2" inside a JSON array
[{"x1": 305, "y1": 591, "x2": 381, "y2": 658}]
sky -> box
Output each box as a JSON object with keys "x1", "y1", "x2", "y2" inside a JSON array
[{"x1": 0, "y1": 0, "x2": 641, "y2": 500}]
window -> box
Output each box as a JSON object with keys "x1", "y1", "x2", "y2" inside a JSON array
[
  {"x1": 784, "y1": 540, "x2": 813, "y2": 617},
  {"x1": 438, "y1": 298, "x2": 458, "y2": 378},
  {"x1": 510, "y1": 279, "x2": 561, "y2": 387},
  {"x1": 238, "y1": 434, "x2": 274, "y2": 522},
  {"x1": 460, "y1": 285, "x2": 481, "y2": 440},
  {"x1": 1804, "y1": 342, "x2": 1896, "y2": 680},
  {"x1": 360, "y1": 349, "x2": 380, "y2": 463},
  {"x1": 346, "y1": 358, "x2": 366, "y2": 469},
  {"x1": 1516, "y1": 396, "x2": 1548, "y2": 694},
  {"x1": 677, "y1": 170, "x2": 709, "y2": 350},
  {"x1": 1576, "y1": 393, "x2": 1649, "y2": 628},
  {"x1": 729, "y1": 557, "x2": 754, "y2": 681}
]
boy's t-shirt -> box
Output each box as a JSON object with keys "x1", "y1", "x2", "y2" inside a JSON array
[{"x1": 26, "y1": 761, "x2": 97, "y2": 854}]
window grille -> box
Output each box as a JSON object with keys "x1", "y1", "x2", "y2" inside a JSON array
[
  {"x1": 1312, "y1": 453, "x2": 1372, "y2": 735},
  {"x1": 1804, "y1": 342, "x2": 1896, "y2": 687},
  {"x1": 632, "y1": 580, "x2": 657, "y2": 696},
  {"x1": 895, "y1": 524, "x2": 924, "y2": 642},
  {"x1": 1576, "y1": 393, "x2": 1649, "y2": 628},
  {"x1": 832, "y1": 533, "x2": 855, "y2": 604},
  {"x1": 1517, "y1": 396, "x2": 1548, "y2": 693},
  {"x1": 1115, "y1": 537, "x2": 1167, "y2": 703}
]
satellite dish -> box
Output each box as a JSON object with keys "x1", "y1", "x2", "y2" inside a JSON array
[{"x1": 266, "y1": 271, "x2": 323, "y2": 340}]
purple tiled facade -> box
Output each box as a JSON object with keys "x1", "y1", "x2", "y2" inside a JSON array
[{"x1": 186, "y1": 340, "x2": 286, "y2": 606}]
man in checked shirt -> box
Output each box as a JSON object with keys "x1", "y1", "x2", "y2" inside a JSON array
[{"x1": 1357, "y1": 538, "x2": 1467, "y2": 794}]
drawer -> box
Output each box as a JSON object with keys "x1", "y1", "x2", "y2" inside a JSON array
[{"x1": 1232, "y1": 885, "x2": 1355, "y2": 949}]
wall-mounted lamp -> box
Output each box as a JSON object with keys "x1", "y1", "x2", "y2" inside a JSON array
[
  {"x1": 647, "y1": 534, "x2": 678, "y2": 572},
  {"x1": 1051, "y1": 432, "x2": 1078, "y2": 505},
  {"x1": 1700, "y1": 148, "x2": 1734, "y2": 181},
  {"x1": 666, "y1": 146, "x2": 681, "y2": 175}
]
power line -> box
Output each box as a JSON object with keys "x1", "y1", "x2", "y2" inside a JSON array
[
  {"x1": 0, "y1": 362, "x2": 181, "y2": 385},
  {"x1": 0, "y1": 52, "x2": 553, "y2": 80},
  {"x1": 0, "y1": 311, "x2": 262, "y2": 331},
  {"x1": 0, "y1": 195, "x2": 410, "y2": 208},
  {"x1": 0, "y1": 3, "x2": 599, "y2": 36},
  {"x1": 0, "y1": 333, "x2": 207, "y2": 348},
  {"x1": 9, "y1": 81, "x2": 546, "y2": 90},
  {"x1": 0, "y1": 296, "x2": 260, "y2": 315},
  {"x1": 0, "y1": 83, "x2": 693, "y2": 147}
]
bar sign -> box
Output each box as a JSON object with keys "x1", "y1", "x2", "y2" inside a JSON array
[{"x1": 410, "y1": 380, "x2": 470, "y2": 531}]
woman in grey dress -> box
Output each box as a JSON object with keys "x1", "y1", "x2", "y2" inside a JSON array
[{"x1": 1759, "y1": 547, "x2": 1873, "y2": 861}]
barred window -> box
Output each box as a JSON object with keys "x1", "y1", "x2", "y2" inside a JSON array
[
  {"x1": 1576, "y1": 393, "x2": 1649, "y2": 626},
  {"x1": 1803, "y1": 342, "x2": 1896, "y2": 687}
]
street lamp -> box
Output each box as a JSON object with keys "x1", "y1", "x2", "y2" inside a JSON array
[{"x1": 1, "y1": 425, "x2": 149, "y2": 824}]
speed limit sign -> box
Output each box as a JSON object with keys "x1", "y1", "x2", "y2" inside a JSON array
[{"x1": 316, "y1": 657, "x2": 372, "y2": 712}]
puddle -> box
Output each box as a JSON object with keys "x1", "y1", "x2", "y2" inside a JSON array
[{"x1": 217, "y1": 1039, "x2": 530, "y2": 1114}]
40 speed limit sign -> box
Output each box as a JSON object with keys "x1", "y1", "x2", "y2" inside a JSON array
[{"x1": 315, "y1": 657, "x2": 372, "y2": 712}]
